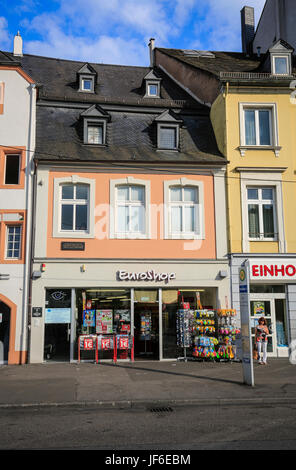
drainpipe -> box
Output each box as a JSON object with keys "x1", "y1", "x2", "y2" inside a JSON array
[{"x1": 22, "y1": 83, "x2": 36, "y2": 364}]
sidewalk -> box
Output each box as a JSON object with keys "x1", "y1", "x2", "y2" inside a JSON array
[{"x1": 0, "y1": 359, "x2": 295, "y2": 408}]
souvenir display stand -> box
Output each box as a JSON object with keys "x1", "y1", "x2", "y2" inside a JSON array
[
  {"x1": 192, "y1": 310, "x2": 218, "y2": 360},
  {"x1": 176, "y1": 308, "x2": 194, "y2": 361},
  {"x1": 97, "y1": 335, "x2": 117, "y2": 362},
  {"x1": 216, "y1": 309, "x2": 240, "y2": 361},
  {"x1": 115, "y1": 334, "x2": 134, "y2": 362},
  {"x1": 176, "y1": 297, "x2": 240, "y2": 362},
  {"x1": 78, "y1": 335, "x2": 98, "y2": 363}
]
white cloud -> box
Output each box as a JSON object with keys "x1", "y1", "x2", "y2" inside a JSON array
[
  {"x1": 0, "y1": 16, "x2": 11, "y2": 50},
  {"x1": 191, "y1": 0, "x2": 266, "y2": 51}
]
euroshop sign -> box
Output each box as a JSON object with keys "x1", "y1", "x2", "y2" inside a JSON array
[
  {"x1": 117, "y1": 269, "x2": 176, "y2": 284},
  {"x1": 249, "y1": 259, "x2": 296, "y2": 281}
]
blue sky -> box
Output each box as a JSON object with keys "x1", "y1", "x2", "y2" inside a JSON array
[{"x1": 0, "y1": 0, "x2": 265, "y2": 66}]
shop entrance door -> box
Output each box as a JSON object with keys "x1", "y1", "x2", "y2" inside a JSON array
[
  {"x1": 134, "y1": 289, "x2": 159, "y2": 360},
  {"x1": 250, "y1": 293, "x2": 288, "y2": 357},
  {"x1": 0, "y1": 302, "x2": 10, "y2": 364},
  {"x1": 44, "y1": 289, "x2": 72, "y2": 362}
]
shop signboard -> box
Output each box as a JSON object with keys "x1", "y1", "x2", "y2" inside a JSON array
[
  {"x1": 239, "y1": 260, "x2": 254, "y2": 387},
  {"x1": 250, "y1": 259, "x2": 296, "y2": 281}
]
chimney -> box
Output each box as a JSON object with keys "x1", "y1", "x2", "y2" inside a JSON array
[
  {"x1": 241, "y1": 6, "x2": 255, "y2": 55},
  {"x1": 148, "y1": 38, "x2": 155, "y2": 67},
  {"x1": 13, "y1": 31, "x2": 23, "y2": 57}
]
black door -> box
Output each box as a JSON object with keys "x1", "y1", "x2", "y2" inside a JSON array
[{"x1": 0, "y1": 302, "x2": 10, "y2": 363}]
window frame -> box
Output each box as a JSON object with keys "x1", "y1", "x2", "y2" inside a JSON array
[
  {"x1": 247, "y1": 186, "x2": 277, "y2": 242},
  {"x1": 110, "y1": 177, "x2": 151, "y2": 239},
  {"x1": 240, "y1": 171, "x2": 285, "y2": 253},
  {"x1": 164, "y1": 178, "x2": 205, "y2": 240},
  {"x1": 239, "y1": 103, "x2": 280, "y2": 156},
  {"x1": 83, "y1": 118, "x2": 106, "y2": 145},
  {"x1": 5, "y1": 224, "x2": 22, "y2": 260},
  {"x1": 4, "y1": 153, "x2": 20, "y2": 185},
  {"x1": 146, "y1": 80, "x2": 160, "y2": 98},
  {"x1": 271, "y1": 54, "x2": 291, "y2": 76},
  {"x1": 60, "y1": 183, "x2": 89, "y2": 233},
  {"x1": 157, "y1": 123, "x2": 179, "y2": 151},
  {"x1": 53, "y1": 176, "x2": 95, "y2": 239},
  {"x1": 79, "y1": 74, "x2": 95, "y2": 93}
]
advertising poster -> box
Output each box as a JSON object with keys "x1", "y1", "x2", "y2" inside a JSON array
[
  {"x1": 253, "y1": 301, "x2": 265, "y2": 316},
  {"x1": 96, "y1": 310, "x2": 113, "y2": 334},
  {"x1": 45, "y1": 308, "x2": 71, "y2": 324},
  {"x1": 83, "y1": 310, "x2": 95, "y2": 327}
]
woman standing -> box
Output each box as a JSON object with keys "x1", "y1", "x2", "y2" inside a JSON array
[{"x1": 255, "y1": 317, "x2": 269, "y2": 365}]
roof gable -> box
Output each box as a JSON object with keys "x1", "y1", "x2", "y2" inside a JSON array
[
  {"x1": 80, "y1": 104, "x2": 110, "y2": 119},
  {"x1": 154, "y1": 109, "x2": 183, "y2": 123},
  {"x1": 77, "y1": 63, "x2": 97, "y2": 75}
]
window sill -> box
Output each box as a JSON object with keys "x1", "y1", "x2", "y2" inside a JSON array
[
  {"x1": 239, "y1": 145, "x2": 282, "y2": 157},
  {"x1": 249, "y1": 238, "x2": 278, "y2": 242},
  {"x1": 53, "y1": 231, "x2": 94, "y2": 239},
  {"x1": 112, "y1": 233, "x2": 149, "y2": 240}
]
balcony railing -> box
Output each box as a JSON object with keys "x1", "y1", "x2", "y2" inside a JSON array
[{"x1": 220, "y1": 71, "x2": 296, "y2": 80}]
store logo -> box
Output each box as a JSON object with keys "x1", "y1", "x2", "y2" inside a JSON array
[
  {"x1": 117, "y1": 269, "x2": 176, "y2": 284},
  {"x1": 289, "y1": 340, "x2": 296, "y2": 365},
  {"x1": 51, "y1": 291, "x2": 67, "y2": 302},
  {"x1": 239, "y1": 269, "x2": 246, "y2": 282}
]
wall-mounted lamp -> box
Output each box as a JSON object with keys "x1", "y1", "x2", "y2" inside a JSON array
[{"x1": 81, "y1": 264, "x2": 86, "y2": 273}]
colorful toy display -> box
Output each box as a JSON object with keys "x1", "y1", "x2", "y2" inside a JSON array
[{"x1": 177, "y1": 303, "x2": 240, "y2": 362}]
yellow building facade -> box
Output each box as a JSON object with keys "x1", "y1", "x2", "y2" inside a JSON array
[{"x1": 210, "y1": 51, "x2": 296, "y2": 358}]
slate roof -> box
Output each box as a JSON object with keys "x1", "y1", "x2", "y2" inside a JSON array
[
  {"x1": 3, "y1": 52, "x2": 202, "y2": 108},
  {"x1": 0, "y1": 51, "x2": 226, "y2": 165},
  {"x1": 156, "y1": 48, "x2": 296, "y2": 77},
  {"x1": 35, "y1": 106, "x2": 225, "y2": 164}
]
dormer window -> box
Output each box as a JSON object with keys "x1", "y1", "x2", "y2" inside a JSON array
[
  {"x1": 143, "y1": 69, "x2": 161, "y2": 98},
  {"x1": 147, "y1": 83, "x2": 159, "y2": 97},
  {"x1": 154, "y1": 110, "x2": 182, "y2": 151},
  {"x1": 81, "y1": 77, "x2": 93, "y2": 92},
  {"x1": 80, "y1": 105, "x2": 110, "y2": 145},
  {"x1": 269, "y1": 40, "x2": 293, "y2": 76},
  {"x1": 273, "y1": 56, "x2": 289, "y2": 75},
  {"x1": 77, "y1": 63, "x2": 97, "y2": 93}
]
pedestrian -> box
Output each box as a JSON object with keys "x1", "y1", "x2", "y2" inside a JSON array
[{"x1": 255, "y1": 317, "x2": 269, "y2": 365}]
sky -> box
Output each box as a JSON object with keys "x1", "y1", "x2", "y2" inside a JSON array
[{"x1": 0, "y1": 0, "x2": 266, "y2": 66}]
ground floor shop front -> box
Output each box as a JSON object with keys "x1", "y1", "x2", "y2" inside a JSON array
[
  {"x1": 231, "y1": 255, "x2": 296, "y2": 359},
  {"x1": 29, "y1": 260, "x2": 231, "y2": 363}
]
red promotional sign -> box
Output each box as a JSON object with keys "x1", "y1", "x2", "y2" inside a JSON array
[
  {"x1": 83, "y1": 338, "x2": 94, "y2": 350},
  {"x1": 119, "y1": 336, "x2": 129, "y2": 349},
  {"x1": 101, "y1": 338, "x2": 112, "y2": 350}
]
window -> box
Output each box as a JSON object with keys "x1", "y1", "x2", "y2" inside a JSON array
[
  {"x1": 239, "y1": 103, "x2": 280, "y2": 155},
  {"x1": 82, "y1": 78, "x2": 93, "y2": 91},
  {"x1": 79, "y1": 75, "x2": 95, "y2": 93},
  {"x1": 5, "y1": 154, "x2": 20, "y2": 185},
  {"x1": 87, "y1": 123, "x2": 103, "y2": 144},
  {"x1": 6, "y1": 225, "x2": 21, "y2": 259},
  {"x1": 168, "y1": 186, "x2": 200, "y2": 237},
  {"x1": 60, "y1": 184, "x2": 89, "y2": 232},
  {"x1": 158, "y1": 126, "x2": 178, "y2": 150},
  {"x1": 148, "y1": 84, "x2": 158, "y2": 96},
  {"x1": 247, "y1": 187, "x2": 277, "y2": 240},
  {"x1": 116, "y1": 185, "x2": 145, "y2": 236},
  {"x1": 244, "y1": 108, "x2": 272, "y2": 146},
  {"x1": 273, "y1": 56, "x2": 289, "y2": 75}
]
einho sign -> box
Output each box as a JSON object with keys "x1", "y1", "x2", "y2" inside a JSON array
[{"x1": 117, "y1": 269, "x2": 176, "y2": 284}]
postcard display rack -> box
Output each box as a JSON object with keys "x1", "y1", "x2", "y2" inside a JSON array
[{"x1": 176, "y1": 305, "x2": 240, "y2": 362}]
